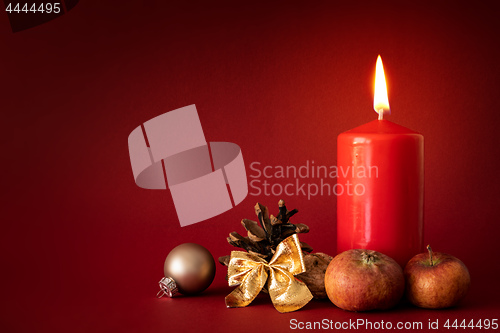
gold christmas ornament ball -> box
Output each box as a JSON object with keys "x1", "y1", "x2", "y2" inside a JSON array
[{"x1": 163, "y1": 243, "x2": 216, "y2": 295}]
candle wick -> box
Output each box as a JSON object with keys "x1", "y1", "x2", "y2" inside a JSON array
[{"x1": 378, "y1": 109, "x2": 384, "y2": 120}]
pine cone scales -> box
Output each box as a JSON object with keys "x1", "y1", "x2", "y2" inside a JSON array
[{"x1": 218, "y1": 200, "x2": 312, "y2": 266}]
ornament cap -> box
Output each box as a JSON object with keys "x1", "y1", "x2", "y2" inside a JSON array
[{"x1": 157, "y1": 276, "x2": 179, "y2": 298}]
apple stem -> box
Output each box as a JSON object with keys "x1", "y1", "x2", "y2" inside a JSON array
[
  {"x1": 427, "y1": 245, "x2": 434, "y2": 266},
  {"x1": 361, "y1": 251, "x2": 375, "y2": 264}
]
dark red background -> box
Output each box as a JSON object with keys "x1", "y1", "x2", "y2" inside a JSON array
[{"x1": 1, "y1": 1, "x2": 499, "y2": 332}]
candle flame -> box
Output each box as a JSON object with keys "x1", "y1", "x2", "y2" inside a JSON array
[{"x1": 374, "y1": 55, "x2": 390, "y2": 118}]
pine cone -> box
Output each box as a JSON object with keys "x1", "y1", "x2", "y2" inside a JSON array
[
  {"x1": 219, "y1": 200, "x2": 333, "y2": 299},
  {"x1": 218, "y1": 200, "x2": 311, "y2": 265}
]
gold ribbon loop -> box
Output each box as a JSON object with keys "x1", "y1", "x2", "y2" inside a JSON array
[{"x1": 225, "y1": 234, "x2": 313, "y2": 313}]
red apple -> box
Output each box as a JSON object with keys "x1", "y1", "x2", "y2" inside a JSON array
[
  {"x1": 404, "y1": 245, "x2": 470, "y2": 309},
  {"x1": 324, "y1": 249, "x2": 405, "y2": 311}
]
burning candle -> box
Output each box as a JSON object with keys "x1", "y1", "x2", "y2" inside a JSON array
[{"x1": 336, "y1": 56, "x2": 424, "y2": 267}]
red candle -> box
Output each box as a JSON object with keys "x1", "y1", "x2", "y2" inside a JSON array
[{"x1": 336, "y1": 56, "x2": 424, "y2": 267}]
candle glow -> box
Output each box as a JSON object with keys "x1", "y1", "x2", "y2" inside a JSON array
[{"x1": 373, "y1": 55, "x2": 390, "y2": 118}]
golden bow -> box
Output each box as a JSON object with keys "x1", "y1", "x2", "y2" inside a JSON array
[{"x1": 225, "y1": 234, "x2": 313, "y2": 313}]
